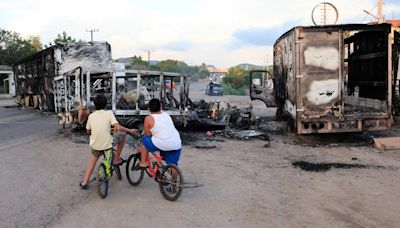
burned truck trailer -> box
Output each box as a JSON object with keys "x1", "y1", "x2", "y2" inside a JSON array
[
  {"x1": 13, "y1": 41, "x2": 194, "y2": 128},
  {"x1": 14, "y1": 42, "x2": 113, "y2": 113},
  {"x1": 254, "y1": 23, "x2": 399, "y2": 134},
  {"x1": 14, "y1": 42, "x2": 113, "y2": 125}
]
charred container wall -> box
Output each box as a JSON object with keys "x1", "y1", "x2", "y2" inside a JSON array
[
  {"x1": 273, "y1": 23, "x2": 398, "y2": 134},
  {"x1": 13, "y1": 42, "x2": 112, "y2": 112}
]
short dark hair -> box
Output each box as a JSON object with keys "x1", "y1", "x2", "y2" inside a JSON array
[
  {"x1": 148, "y1": 98, "x2": 161, "y2": 112},
  {"x1": 94, "y1": 94, "x2": 107, "y2": 110}
]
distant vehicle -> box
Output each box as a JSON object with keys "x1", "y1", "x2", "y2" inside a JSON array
[{"x1": 206, "y1": 82, "x2": 223, "y2": 96}]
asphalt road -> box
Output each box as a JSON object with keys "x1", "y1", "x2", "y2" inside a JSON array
[
  {"x1": 0, "y1": 102, "x2": 81, "y2": 228},
  {"x1": 0, "y1": 105, "x2": 58, "y2": 150},
  {"x1": 1, "y1": 89, "x2": 400, "y2": 227},
  {"x1": 0, "y1": 90, "x2": 273, "y2": 228}
]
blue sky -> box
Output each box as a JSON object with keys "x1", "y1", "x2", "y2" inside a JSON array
[{"x1": 0, "y1": 0, "x2": 399, "y2": 67}]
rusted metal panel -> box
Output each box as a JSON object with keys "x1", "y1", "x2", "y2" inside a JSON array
[
  {"x1": 273, "y1": 30, "x2": 296, "y2": 118},
  {"x1": 297, "y1": 29, "x2": 341, "y2": 120}
]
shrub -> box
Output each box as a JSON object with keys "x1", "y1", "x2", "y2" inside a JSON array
[{"x1": 222, "y1": 83, "x2": 246, "y2": 95}]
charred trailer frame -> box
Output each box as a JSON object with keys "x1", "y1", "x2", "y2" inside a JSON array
[
  {"x1": 13, "y1": 46, "x2": 57, "y2": 111},
  {"x1": 112, "y1": 69, "x2": 191, "y2": 127},
  {"x1": 273, "y1": 23, "x2": 399, "y2": 134},
  {"x1": 14, "y1": 42, "x2": 114, "y2": 126}
]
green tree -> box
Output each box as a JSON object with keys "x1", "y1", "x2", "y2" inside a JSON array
[
  {"x1": 54, "y1": 31, "x2": 76, "y2": 43},
  {"x1": 0, "y1": 28, "x2": 38, "y2": 65},
  {"x1": 131, "y1": 55, "x2": 147, "y2": 65},
  {"x1": 124, "y1": 56, "x2": 209, "y2": 81},
  {"x1": 127, "y1": 55, "x2": 148, "y2": 70},
  {"x1": 157, "y1": 59, "x2": 181, "y2": 73},
  {"x1": 28, "y1": 35, "x2": 43, "y2": 51},
  {"x1": 45, "y1": 31, "x2": 85, "y2": 48},
  {"x1": 198, "y1": 63, "x2": 209, "y2": 79},
  {"x1": 223, "y1": 66, "x2": 247, "y2": 89}
]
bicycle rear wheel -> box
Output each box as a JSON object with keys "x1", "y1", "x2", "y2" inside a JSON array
[
  {"x1": 159, "y1": 164, "x2": 184, "y2": 201},
  {"x1": 126, "y1": 154, "x2": 144, "y2": 186},
  {"x1": 96, "y1": 163, "x2": 109, "y2": 199}
]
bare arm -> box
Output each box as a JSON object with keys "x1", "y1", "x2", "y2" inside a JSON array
[
  {"x1": 113, "y1": 123, "x2": 137, "y2": 135},
  {"x1": 143, "y1": 116, "x2": 154, "y2": 136}
]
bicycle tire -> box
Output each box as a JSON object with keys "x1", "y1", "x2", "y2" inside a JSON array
[
  {"x1": 126, "y1": 154, "x2": 144, "y2": 186},
  {"x1": 96, "y1": 163, "x2": 109, "y2": 199},
  {"x1": 159, "y1": 164, "x2": 184, "y2": 201}
]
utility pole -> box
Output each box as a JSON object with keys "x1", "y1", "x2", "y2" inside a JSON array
[
  {"x1": 86, "y1": 29, "x2": 99, "y2": 42},
  {"x1": 146, "y1": 50, "x2": 153, "y2": 70},
  {"x1": 378, "y1": 0, "x2": 383, "y2": 23}
]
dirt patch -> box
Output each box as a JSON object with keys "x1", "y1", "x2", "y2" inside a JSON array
[
  {"x1": 292, "y1": 133, "x2": 373, "y2": 147},
  {"x1": 292, "y1": 161, "x2": 384, "y2": 172}
]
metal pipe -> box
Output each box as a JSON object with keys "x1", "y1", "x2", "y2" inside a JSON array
[
  {"x1": 86, "y1": 71, "x2": 90, "y2": 109},
  {"x1": 160, "y1": 73, "x2": 164, "y2": 102},
  {"x1": 112, "y1": 72, "x2": 116, "y2": 112},
  {"x1": 63, "y1": 75, "x2": 68, "y2": 114},
  {"x1": 136, "y1": 73, "x2": 140, "y2": 112}
]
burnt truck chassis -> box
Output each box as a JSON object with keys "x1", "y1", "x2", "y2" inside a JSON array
[
  {"x1": 251, "y1": 23, "x2": 400, "y2": 134},
  {"x1": 112, "y1": 70, "x2": 191, "y2": 127},
  {"x1": 113, "y1": 70, "x2": 257, "y2": 129},
  {"x1": 52, "y1": 68, "x2": 193, "y2": 128},
  {"x1": 14, "y1": 42, "x2": 258, "y2": 130},
  {"x1": 50, "y1": 68, "x2": 256, "y2": 129}
]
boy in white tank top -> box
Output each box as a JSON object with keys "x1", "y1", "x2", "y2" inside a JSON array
[{"x1": 139, "y1": 98, "x2": 182, "y2": 167}]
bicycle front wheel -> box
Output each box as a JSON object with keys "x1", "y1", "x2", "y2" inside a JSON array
[
  {"x1": 159, "y1": 164, "x2": 184, "y2": 201},
  {"x1": 126, "y1": 154, "x2": 144, "y2": 186},
  {"x1": 96, "y1": 163, "x2": 109, "y2": 199}
]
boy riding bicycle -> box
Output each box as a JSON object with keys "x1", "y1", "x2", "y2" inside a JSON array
[
  {"x1": 80, "y1": 94, "x2": 137, "y2": 189},
  {"x1": 138, "y1": 98, "x2": 182, "y2": 168}
]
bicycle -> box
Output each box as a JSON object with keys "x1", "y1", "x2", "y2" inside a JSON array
[
  {"x1": 125, "y1": 138, "x2": 184, "y2": 201},
  {"x1": 95, "y1": 147, "x2": 124, "y2": 198}
]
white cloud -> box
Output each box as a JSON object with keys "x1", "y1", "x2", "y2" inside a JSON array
[{"x1": 1, "y1": 0, "x2": 399, "y2": 67}]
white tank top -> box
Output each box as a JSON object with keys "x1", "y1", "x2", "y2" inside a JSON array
[{"x1": 150, "y1": 112, "x2": 182, "y2": 151}]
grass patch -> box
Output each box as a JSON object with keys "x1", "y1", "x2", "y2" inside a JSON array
[{"x1": 222, "y1": 83, "x2": 246, "y2": 95}]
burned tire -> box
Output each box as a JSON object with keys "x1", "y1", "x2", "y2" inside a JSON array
[
  {"x1": 275, "y1": 107, "x2": 286, "y2": 121},
  {"x1": 126, "y1": 154, "x2": 144, "y2": 186},
  {"x1": 96, "y1": 163, "x2": 109, "y2": 199},
  {"x1": 46, "y1": 92, "x2": 55, "y2": 112},
  {"x1": 287, "y1": 116, "x2": 296, "y2": 133},
  {"x1": 159, "y1": 164, "x2": 184, "y2": 201}
]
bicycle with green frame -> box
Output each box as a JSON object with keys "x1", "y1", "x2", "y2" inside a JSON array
[{"x1": 95, "y1": 147, "x2": 123, "y2": 198}]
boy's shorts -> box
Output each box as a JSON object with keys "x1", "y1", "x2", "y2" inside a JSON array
[
  {"x1": 91, "y1": 132, "x2": 126, "y2": 158},
  {"x1": 141, "y1": 135, "x2": 181, "y2": 166},
  {"x1": 91, "y1": 148, "x2": 111, "y2": 159}
]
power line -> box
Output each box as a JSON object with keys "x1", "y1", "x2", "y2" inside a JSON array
[{"x1": 361, "y1": 1, "x2": 378, "y2": 23}]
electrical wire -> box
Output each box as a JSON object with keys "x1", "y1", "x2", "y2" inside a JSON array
[{"x1": 361, "y1": 0, "x2": 378, "y2": 23}]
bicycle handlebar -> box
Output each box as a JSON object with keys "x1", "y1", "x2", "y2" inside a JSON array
[{"x1": 127, "y1": 129, "x2": 143, "y2": 137}]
